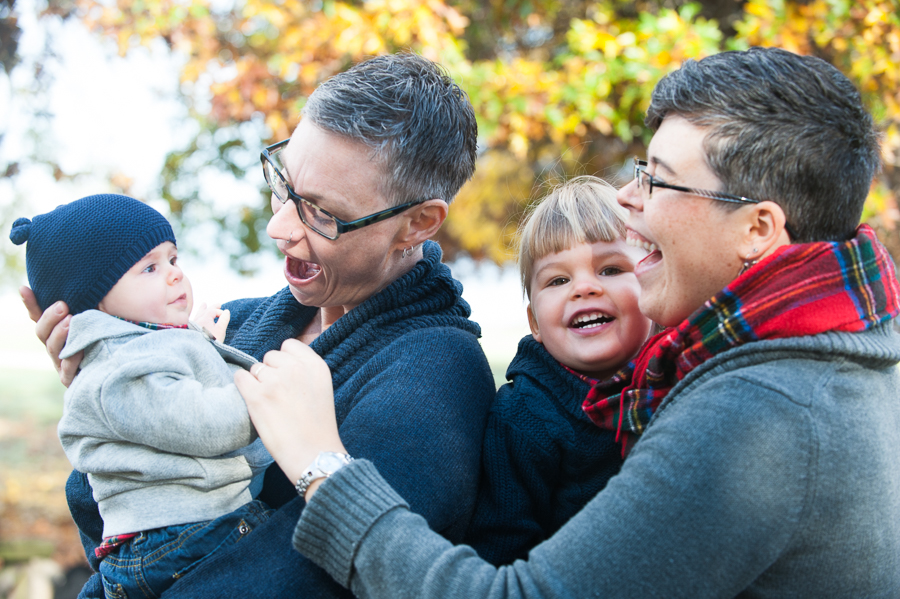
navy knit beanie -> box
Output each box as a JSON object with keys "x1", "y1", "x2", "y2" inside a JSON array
[{"x1": 9, "y1": 194, "x2": 176, "y2": 315}]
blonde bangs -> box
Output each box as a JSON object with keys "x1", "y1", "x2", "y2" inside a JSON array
[{"x1": 518, "y1": 176, "x2": 627, "y2": 297}]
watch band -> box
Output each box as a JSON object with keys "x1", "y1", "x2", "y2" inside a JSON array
[{"x1": 295, "y1": 452, "x2": 354, "y2": 497}]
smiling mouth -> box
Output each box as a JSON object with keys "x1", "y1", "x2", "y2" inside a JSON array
[
  {"x1": 626, "y1": 230, "x2": 658, "y2": 253},
  {"x1": 286, "y1": 257, "x2": 322, "y2": 281},
  {"x1": 569, "y1": 312, "x2": 614, "y2": 330}
]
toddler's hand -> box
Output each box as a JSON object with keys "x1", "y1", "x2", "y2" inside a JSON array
[{"x1": 193, "y1": 302, "x2": 231, "y2": 342}]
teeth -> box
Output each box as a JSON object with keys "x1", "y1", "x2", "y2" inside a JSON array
[
  {"x1": 626, "y1": 236, "x2": 658, "y2": 253},
  {"x1": 571, "y1": 312, "x2": 613, "y2": 329},
  {"x1": 290, "y1": 258, "x2": 322, "y2": 280}
]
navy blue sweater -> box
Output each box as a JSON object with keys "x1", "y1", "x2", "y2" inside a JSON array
[
  {"x1": 464, "y1": 336, "x2": 623, "y2": 565},
  {"x1": 66, "y1": 241, "x2": 496, "y2": 598}
]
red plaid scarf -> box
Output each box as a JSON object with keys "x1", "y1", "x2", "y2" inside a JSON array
[{"x1": 583, "y1": 225, "x2": 900, "y2": 456}]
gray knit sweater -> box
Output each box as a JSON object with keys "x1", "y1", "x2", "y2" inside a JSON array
[{"x1": 295, "y1": 323, "x2": 900, "y2": 598}]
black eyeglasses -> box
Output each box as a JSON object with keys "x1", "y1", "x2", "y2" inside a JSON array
[
  {"x1": 632, "y1": 157, "x2": 797, "y2": 239},
  {"x1": 632, "y1": 158, "x2": 759, "y2": 205},
  {"x1": 260, "y1": 139, "x2": 427, "y2": 240}
]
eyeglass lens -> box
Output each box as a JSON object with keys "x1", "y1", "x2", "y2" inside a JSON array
[
  {"x1": 633, "y1": 161, "x2": 650, "y2": 197},
  {"x1": 263, "y1": 149, "x2": 340, "y2": 239},
  {"x1": 298, "y1": 201, "x2": 339, "y2": 239},
  {"x1": 263, "y1": 160, "x2": 289, "y2": 202}
]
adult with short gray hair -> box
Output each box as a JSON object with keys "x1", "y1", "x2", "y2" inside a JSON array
[
  {"x1": 243, "y1": 47, "x2": 900, "y2": 597},
  {"x1": 22, "y1": 52, "x2": 496, "y2": 598}
]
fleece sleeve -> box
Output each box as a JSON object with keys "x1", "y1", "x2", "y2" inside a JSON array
[{"x1": 60, "y1": 336, "x2": 254, "y2": 463}]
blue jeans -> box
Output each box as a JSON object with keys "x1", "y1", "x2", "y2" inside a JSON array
[{"x1": 99, "y1": 500, "x2": 272, "y2": 599}]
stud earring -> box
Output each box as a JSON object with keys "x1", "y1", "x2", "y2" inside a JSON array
[{"x1": 739, "y1": 256, "x2": 759, "y2": 276}]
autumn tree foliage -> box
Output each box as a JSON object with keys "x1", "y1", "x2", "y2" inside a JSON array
[{"x1": 21, "y1": 0, "x2": 900, "y2": 266}]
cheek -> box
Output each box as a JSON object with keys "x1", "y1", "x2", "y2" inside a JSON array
[
  {"x1": 614, "y1": 281, "x2": 648, "y2": 327},
  {"x1": 184, "y1": 279, "x2": 194, "y2": 310}
]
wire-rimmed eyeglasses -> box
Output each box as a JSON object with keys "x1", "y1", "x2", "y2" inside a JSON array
[
  {"x1": 260, "y1": 139, "x2": 427, "y2": 241},
  {"x1": 632, "y1": 157, "x2": 796, "y2": 239}
]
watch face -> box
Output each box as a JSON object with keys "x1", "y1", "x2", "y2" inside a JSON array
[{"x1": 318, "y1": 453, "x2": 346, "y2": 471}]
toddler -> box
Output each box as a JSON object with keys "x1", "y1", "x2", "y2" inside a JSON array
[
  {"x1": 9, "y1": 194, "x2": 273, "y2": 598},
  {"x1": 465, "y1": 176, "x2": 652, "y2": 565}
]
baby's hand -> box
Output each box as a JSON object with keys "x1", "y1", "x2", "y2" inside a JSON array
[{"x1": 193, "y1": 302, "x2": 231, "y2": 342}]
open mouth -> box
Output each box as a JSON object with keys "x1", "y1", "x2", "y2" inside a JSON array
[
  {"x1": 626, "y1": 229, "x2": 662, "y2": 270},
  {"x1": 286, "y1": 257, "x2": 322, "y2": 282},
  {"x1": 569, "y1": 311, "x2": 614, "y2": 330},
  {"x1": 626, "y1": 229, "x2": 658, "y2": 254}
]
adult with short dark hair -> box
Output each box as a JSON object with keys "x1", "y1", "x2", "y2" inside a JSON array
[
  {"x1": 22, "y1": 53, "x2": 496, "y2": 598},
  {"x1": 243, "y1": 47, "x2": 900, "y2": 597}
]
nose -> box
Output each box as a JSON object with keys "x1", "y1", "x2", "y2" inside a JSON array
[
  {"x1": 617, "y1": 177, "x2": 643, "y2": 212},
  {"x1": 266, "y1": 194, "x2": 303, "y2": 243},
  {"x1": 570, "y1": 274, "x2": 603, "y2": 299},
  {"x1": 167, "y1": 262, "x2": 183, "y2": 284}
]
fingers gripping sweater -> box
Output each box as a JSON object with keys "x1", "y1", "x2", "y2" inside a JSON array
[{"x1": 66, "y1": 240, "x2": 497, "y2": 599}]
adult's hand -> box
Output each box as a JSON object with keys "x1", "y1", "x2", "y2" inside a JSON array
[
  {"x1": 20, "y1": 286, "x2": 82, "y2": 386},
  {"x1": 236, "y1": 339, "x2": 347, "y2": 500}
]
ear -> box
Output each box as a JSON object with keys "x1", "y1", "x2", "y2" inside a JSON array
[
  {"x1": 394, "y1": 199, "x2": 448, "y2": 250},
  {"x1": 739, "y1": 200, "x2": 791, "y2": 261},
  {"x1": 526, "y1": 303, "x2": 542, "y2": 343}
]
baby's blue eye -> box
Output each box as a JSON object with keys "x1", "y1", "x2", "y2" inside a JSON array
[{"x1": 143, "y1": 264, "x2": 156, "y2": 273}]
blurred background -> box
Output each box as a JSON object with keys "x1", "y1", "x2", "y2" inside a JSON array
[{"x1": 1, "y1": 0, "x2": 899, "y2": 596}]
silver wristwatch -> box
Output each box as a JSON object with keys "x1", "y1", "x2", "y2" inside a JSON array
[{"x1": 295, "y1": 452, "x2": 354, "y2": 497}]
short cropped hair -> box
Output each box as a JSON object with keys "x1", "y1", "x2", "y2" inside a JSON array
[
  {"x1": 302, "y1": 53, "x2": 478, "y2": 206},
  {"x1": 518, "y1": 176, "x2": 627, "y2": 299},
  {"x1": 646, "y1": 47, "x2": 881, "y2": 243}
]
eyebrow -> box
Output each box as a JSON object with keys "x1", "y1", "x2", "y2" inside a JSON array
[
  {"x1": 594, "y1": 248, "x2": 633, "y2": 260},
  {"x1": 648, "y1": 156, "x2": 677, "y2": 178},
  {"x1": 533, "y1": 247, "x2": 634, "y2": 276},
  {"x1": 282, "y1": 161, "x2": 333, "y2": 210}
]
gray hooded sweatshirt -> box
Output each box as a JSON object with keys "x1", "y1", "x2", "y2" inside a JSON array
[{"x1": 57, "y1": 310, "x2": 272, "y2": 537}]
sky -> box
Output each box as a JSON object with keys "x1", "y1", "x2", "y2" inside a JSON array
[{"x1": 0, "y1": 1, "x2": 530, "y2": 373}]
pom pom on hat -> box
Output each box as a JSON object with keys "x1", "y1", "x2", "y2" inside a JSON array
[
  {"x1": 9, "y1": 194, "x2": 176, "y2": 315},
  {"x1": 9, "y1": 218, "x2": 31, "y2": 246}
]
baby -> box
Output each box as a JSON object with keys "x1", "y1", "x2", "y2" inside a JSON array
[
  {"x1": 465, "y1": 176, "x2": 652, "y2": 565},
  {"x1": 9, "y1": 194, "x2": 272, "y2": 598}
]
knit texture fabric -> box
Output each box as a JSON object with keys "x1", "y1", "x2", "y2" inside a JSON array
[
  {"x1": 9, "y1": 194, "x2": 175, "y2": 314},
  {"x1": 294, "y1": 323, "x2": 900, "y2": 598},
  {"x1": 66, "y1": 240, "x2": 496, "y2": 599},
  {"x1": 584, "y1": 224, "x2": 900, "y2": 455},
  {"x1": 465, "y1": 335, "x2": 623, "y2": 565}
]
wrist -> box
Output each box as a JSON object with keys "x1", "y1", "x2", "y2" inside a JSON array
[{"x1": 295, "y1": 451, "x2": 354, "y2": 500}]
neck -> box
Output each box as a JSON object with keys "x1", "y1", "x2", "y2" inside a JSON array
[
  {"x1": 315, "y1": 245, "x2": 424, "y2": 333},
  {"x1": 319, "y1": 305, "x2": 346, "y2": 331}
]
